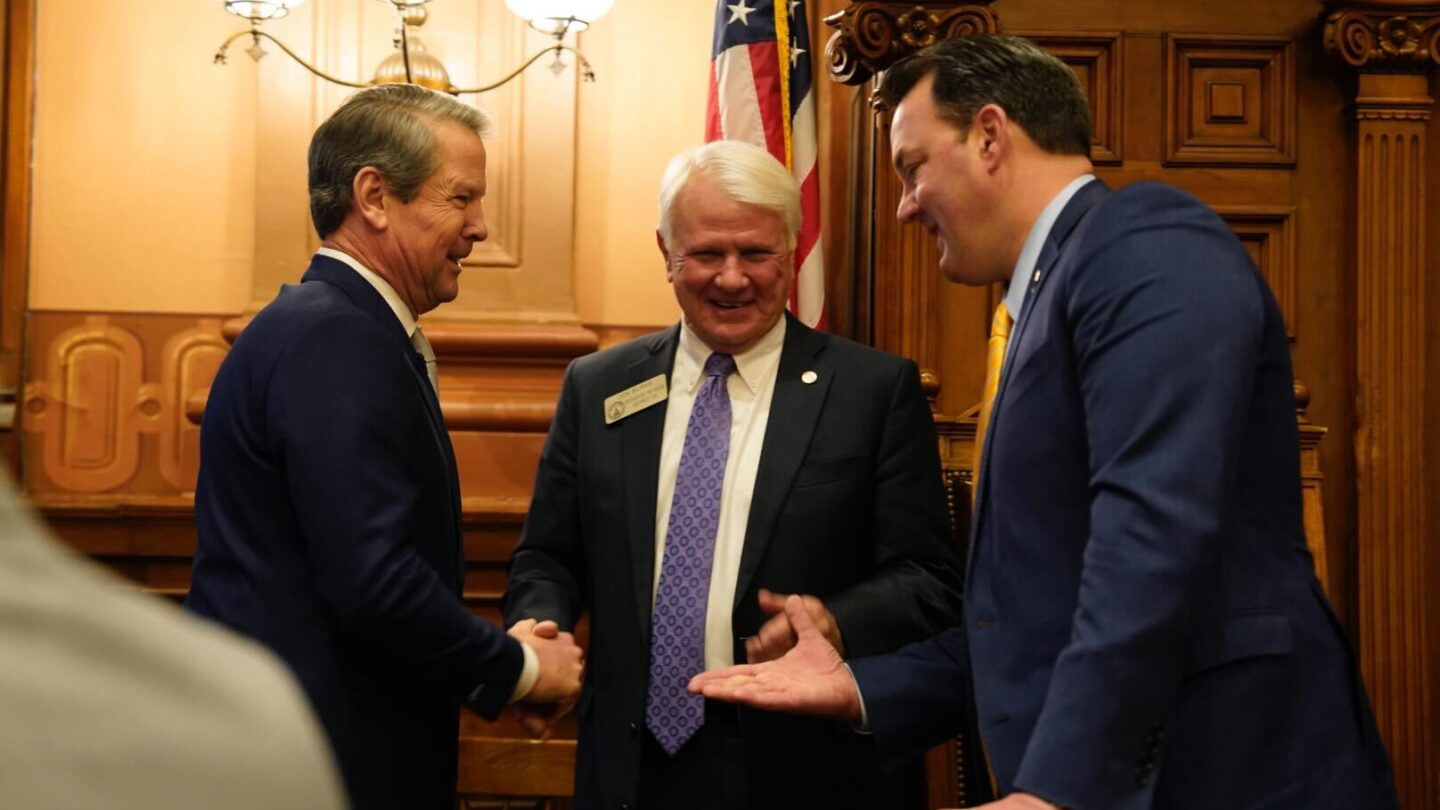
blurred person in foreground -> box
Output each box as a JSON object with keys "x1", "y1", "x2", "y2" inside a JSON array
[
  {"x1": 504, "y1": 139, "x2": 964, "y2": 809},
  {"x1": 0, "y1": 475, "x2": 347, "y2": 810},
  {"x1": 692, "y1": 35, "x2": 1398, "y2": 810},
  {"x1": 185, "y1": 84, "x2": 583, "y2": 810}
]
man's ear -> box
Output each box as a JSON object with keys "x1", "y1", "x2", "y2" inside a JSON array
[
  {"x1": 973, "y1": 103, "x2": 1010, "y2": 171},
  {"x1": 657, "y1": 230, "x2": 676, "y2": 281},
  {"x1": 352, "y1": 166, "x2": 389, "y2": 231}
]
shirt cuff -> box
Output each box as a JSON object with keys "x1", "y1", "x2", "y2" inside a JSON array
[
  {"x1": 842, "y1": 662, "x2": 872, "y2": 733},
  {"x1": 507, "y1": 642, "x2": 540, "y2": 703}
]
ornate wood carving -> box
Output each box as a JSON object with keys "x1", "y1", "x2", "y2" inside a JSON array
[
  {"x1": 157, "y1": 323, "x2": 228, "y2": 491},
  {"x1": 1216, "y1": 206, "x2": 1298, "y2": 338},
  {"x1": 1014, "y1": 32, "x2": 1124, "y2": 165},
  {"x1": 23, "y1": 318, "x2": 144, "y2": 492},
  {"x1": 823, "y1": 1, "x2": 999, "y2": 86},
  {"x1": 1325, "y1": 5, "x2": 1438, "y2": 803},
  {"x1": 1325, "y1": 2, "x2": 1440, "y2": 70},
  {"x1": 1164, "y1": 34, "x2": 1297, "y2": 166}
]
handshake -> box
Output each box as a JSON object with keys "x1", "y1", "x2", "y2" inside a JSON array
[
  {"x1": 501, "y1": 590, "x2": 845, "y2": 740},
  {"x1": 505, "y1": 618, "x2": 585, "y2": 740}
]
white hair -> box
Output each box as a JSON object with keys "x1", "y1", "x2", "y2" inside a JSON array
[{"x1": 656, "y1": 141, "x2": 801, "y2": 249}]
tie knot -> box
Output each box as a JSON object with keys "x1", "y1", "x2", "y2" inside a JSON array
[
  {"x1": 703, "y1": 353, "x2": 736, "y2": 379},
  {"x1": 990, "y1": 302, "x2": 1013, "y2": 340}
]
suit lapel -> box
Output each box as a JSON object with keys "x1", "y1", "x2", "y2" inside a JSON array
[
  {"x1": 732, "y1": 316, "x2": 831, "y2": 609},
  {"x1": 971, "y1": 179, "x2": 1110, "y2": 546},
  {"x1": 303, "y1": 256, "x2": 466, "y2": 578},
  {"x1": 622, "y1": 326, "x2": 680, "y2": 642}
]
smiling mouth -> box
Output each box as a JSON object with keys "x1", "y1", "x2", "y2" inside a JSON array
[{"x1": 710, "y1": 300, "x2": 751, "y2": 310}]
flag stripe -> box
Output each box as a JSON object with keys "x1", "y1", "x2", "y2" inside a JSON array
[{"x1": 709, "y1": 0, "x2": 826, "y2": 329}]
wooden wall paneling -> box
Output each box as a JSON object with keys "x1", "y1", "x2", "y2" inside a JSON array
[
  {"x1": 2, "y1": 0, "x2": 34, "y2": 476},
  {"x1": 1012, "y1": 31, "x2": 1124, "y2": 165},
  {"x1": 1164, "y1": 34, "x2": 1297, "y2": 166},
  {"x1": 1324, "y1": 4, "x2": 1439, "y2": 804},
  {"x1": 1215, "y1": 205, "x2": 1298, "y2": 337},
  {"x1": 156, "y1": 322, "x2": 228, "y2": 491}
]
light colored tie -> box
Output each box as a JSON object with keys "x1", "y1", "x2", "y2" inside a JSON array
[
  {"x1": 646, "y1": 352, "x2": 735, "y2": 756},
  {"x1": 411, "y1": 326, "x2": 439, "y2": 394},
  {"x1": 972, "y1": 302, "x2": 1012, "y2": 506}
]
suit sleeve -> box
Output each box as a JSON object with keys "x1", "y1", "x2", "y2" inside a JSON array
[
  {"x1": 848, "y1": 625, "x2": 973, "y2": 762},
  {"x1": 503, "y1": 359, "x2": 588, "y2": 630},
  {"x1": 1012, "y1": 190, "x2": 1265, "y2": 809},
  {"x1": 823, "y1": 357, "x2": 965, "y2": 657},
  {"x1": 270, "y1": 315, "x2": 523, "y2": 720}
]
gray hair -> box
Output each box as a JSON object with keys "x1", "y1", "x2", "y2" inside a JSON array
[
  {"x1": 308, "y1": 84, "x2": 493, "y2": 238},
  {"x1": 876, "y1": 35, "x2": 1091, "y2": 157},
  {"x1": 657, "y1": 141, "x2": 801, "y2": 250}
]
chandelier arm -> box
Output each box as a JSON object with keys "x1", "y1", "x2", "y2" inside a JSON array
[
  {"x1": 399, "y1": 19, "x2": 414, "y2": 84},
  {"x1": 214, "y1": 28, "x2": 373, "y2": 89},
  {"x1": 448, "y1": 44, "x2": 594, "y2": 94}
]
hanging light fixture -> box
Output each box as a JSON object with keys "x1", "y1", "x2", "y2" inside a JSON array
[{"x1": 213, "y1": 0, "x2": 608, "y2": 94}]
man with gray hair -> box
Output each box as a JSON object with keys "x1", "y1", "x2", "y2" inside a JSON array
[
  {"x1": 186, "y1": 84, "x2": 584, "y2": 810},
  {"x1": 504, "y1": 139, "x2": 963, "y2": 809}
]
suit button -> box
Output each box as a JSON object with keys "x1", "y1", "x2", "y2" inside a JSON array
[{"x1": 628, "y1": 722, "x2": 639, "y2": 736}]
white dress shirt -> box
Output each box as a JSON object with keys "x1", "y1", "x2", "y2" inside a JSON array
[{"x1": 654, "y1": 315, "x2": 787, "y2": 671}]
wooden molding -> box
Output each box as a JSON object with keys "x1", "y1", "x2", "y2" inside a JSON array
[
  {"x1": 1013, "y1": 32, "x2": 1124, "y2": 165},
  {"x1": 823, "y1": 1, "x2": 1000, "y2": 86},
  {"x1": 1164, "y1": 34, "x2": 1297, "y2": 166},
  {"x1": 1215, "y1": 206, "x2": 1298, "y2": 339},
  {"x1": 2, "y1": 0, "x2": 36, "y2": 475},
  {"x1": 1324, "y1": 3, "x2": 1440, "y2": 71},
  {"x1": 1320, "y1": 54, "x2": 1436, "y2": 807}
]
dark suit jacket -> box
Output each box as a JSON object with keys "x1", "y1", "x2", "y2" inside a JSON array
[
  {"x1": 850, "y1": 181, "x2": 1398, "y2": 810},
  {"x1": 186, "y1": 255, "x2": 524, "y2": 810},
  {"x1": 504, "y1": 314, "x2": 963, "y2": 810}
]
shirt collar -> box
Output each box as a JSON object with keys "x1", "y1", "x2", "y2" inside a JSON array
[
  {"x1": 1003, "y1": 174, "x2": 1096, "y2": 317},
  {"x1": 675, "y1": 315, "x2": 787, "y2": 395},
  {"x1": 315, "y1": 247, "x2": 419, "y2": 338}
]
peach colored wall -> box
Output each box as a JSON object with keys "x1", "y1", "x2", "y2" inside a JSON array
[
  {"x1": 572, "y1": 2, "x2": 714, "y2": 328},
  {"x1": 30, "y1": 0, "x2": 257, "y2": 313},
  {"x1": 28, "y1": 0, "x2": 709, "y2": 326}
]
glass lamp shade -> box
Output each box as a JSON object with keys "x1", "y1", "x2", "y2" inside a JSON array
[
  {"x1": 219, "y1": 0, "x2": 307, "y2": 21},
  {"x1": 504, "y1": 0, "x2": 614, "y2": 33}
]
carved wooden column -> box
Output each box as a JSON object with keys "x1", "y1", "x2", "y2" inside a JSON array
[
  {"x1": 1324, "y1": 4, "x2": 1437, "y2": 807},
  {"x1": 824, "y1": 2, "x2": 999, "y2": 406}
]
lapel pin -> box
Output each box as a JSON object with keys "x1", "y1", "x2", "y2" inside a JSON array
[
  {"x1": 1032, "y1": 270, "x2": 1042, "y2": 284},
  {"x1": 801, "y1": 370, "x2": 818, "y2": 384}
]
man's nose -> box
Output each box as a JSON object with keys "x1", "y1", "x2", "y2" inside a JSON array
[
  {"x1": 714, "y1": 257, "x2": 750, "y2": 289},
  {"x1": 896, "y1": 191, "x2": 919, "y2": 224},
  {"x1": 465, "y1": 210, "x2": 488, "y2": 243}
]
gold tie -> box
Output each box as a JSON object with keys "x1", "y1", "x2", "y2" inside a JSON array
[{"x1": 972, "y1": 302, "x2": 1012, "y2": 506}]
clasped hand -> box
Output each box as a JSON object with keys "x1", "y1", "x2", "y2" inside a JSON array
[{"x1": 507, "y1": 618, "x2": 584, "y2": 740}]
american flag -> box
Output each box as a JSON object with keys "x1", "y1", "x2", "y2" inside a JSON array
[{"x1": 707, "y1": 0, "x2": 826, "y2": 330}]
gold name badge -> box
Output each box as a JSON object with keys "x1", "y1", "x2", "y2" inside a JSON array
[{"x1": 604, "y1": 374, "x2": 669, "y2": 425}]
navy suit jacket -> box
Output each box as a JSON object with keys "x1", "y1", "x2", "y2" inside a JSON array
[
  {"x1": 186, "y1": 255, "x2": 524, "y2": 810},
  {"x1": 850, "y1": 181, "x2": 1398, "y2": 810},
  {"x1": 504, "y1": 315, "x2": 964, "y2": 809}
]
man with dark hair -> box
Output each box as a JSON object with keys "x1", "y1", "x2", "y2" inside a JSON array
[
  {"x1": 186, "y1": 84, "x2": 583, "y2": 810},
  {"x1": 693, "y1": 35, "x2": 1398, "y2": 810}
]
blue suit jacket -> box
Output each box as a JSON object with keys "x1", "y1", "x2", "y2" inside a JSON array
[
  {"x1": 186, "y1": 255, "x2": 523, "y2": 810},
  {"x1": 850, "y1": 181, "x2": 1398, "y2": 810}
]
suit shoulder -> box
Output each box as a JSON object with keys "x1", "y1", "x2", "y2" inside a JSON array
[
  {"x1": 567, "y1": 327, "x2": 675, "y2": 380},
  {"x1": 816, "y1": 331, "x2": 916, "y2": 374}
]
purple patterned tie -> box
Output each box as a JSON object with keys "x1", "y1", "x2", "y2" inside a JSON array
[{"x1": 645, "y1": 351, "x2": 736, "y2": 755}]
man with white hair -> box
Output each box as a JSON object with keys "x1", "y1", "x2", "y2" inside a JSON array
[{"x1": 505, "y1": 140, "x2": 963, "y2": 809}]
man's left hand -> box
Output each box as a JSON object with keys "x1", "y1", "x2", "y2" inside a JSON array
[{"x1": 746, "y1": 589, "x2": 844, "y2": 663}]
